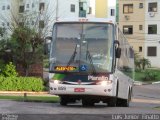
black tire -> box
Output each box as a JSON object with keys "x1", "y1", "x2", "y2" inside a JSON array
[
  {"x1": 108, "y1": 83, "x2": 119, "y2": 107},
  {"x1": 82, "y1": 99, "x2": 94, "y2": 107},
  {"x1": 107, "y1": 97, "x2": 117, "y2": 107},
  {"x1": 121, "y1": 90, "x2": 131, "y2": 107},
  {"x1": 116, "y1": 98, "x2": 123, "y2": 107},
  {"x1": 60, "y1": 96, "x2": 67, "y2": 106}
]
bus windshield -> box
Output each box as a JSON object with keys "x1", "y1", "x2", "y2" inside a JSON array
[{"x1": 50, "y1": 23, "x2": 114, "y2": 74}]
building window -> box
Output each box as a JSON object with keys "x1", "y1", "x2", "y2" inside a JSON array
[
  {"x1": 19, "y1": 22, "x2": 24, "y2": 26},
  {"x1": 88, "y1": 7, "x2": 92, "y2": 14},
  {"x1": 123, "y1": 4, "x2": 133, "y2": 13},
  {"x1": 139, "y1": 25, "x2": 143, "y2": 30},
  {"x1": 31, "y1": 21, "x2": 34, "y2": 25},
  {"x1": 139, "y1": 3, "x2": 143, "y2": 8},
  {"x1": 39, "y1": 20, "x2": 44, "y2": 28},
  {"x1": 148, "y1": 2, "x2": 157, "y2": 12},
  {"x1": 79, "y1": 2, "x2": 86, "y2": 17},
  {"x1": 148, "y1": 25, "x2": 157, "y2": 34},
  {"x1": 7, "y1": 5, "x2": 10, "y2": 10},
  {"x1": 26, "y1": 21, "x2": 30, "y2": 25},
  {"x1": 2, "y1": 22, "x2": 5, "y2": 26},
  {"x1": 7, "y1": 22, "x2": 9, "y2": 26},
  {"x1": 111, "y1": 9, "x2": 115, "y2": 16},
  {"x1": 39, "y1": 3, "x2": 45, "y2": 11},
  {"x1": 19, "y1": 6, "x2": 24, "y2": 13},
  {"x1": 123, "y1": 25, "x2": 133, "y2": 34},
  {"x1": 147, "y1": 47, "x2": 157, "y2": 56},
  {"x1": 2, "y1": 6, "x2": 5, "y2": 10},
  {"x1": 32, "y1": 3, "x2": 35, "y2": 8},
  {"x1": 139, "y1": 46, "x2": 142, "y2": 52},
  {"x1": 71, "y1": 4, "x2": 75, "y2": 12},
  {"x1": 26, "y1": 4, "x2": 29, "y2": 8}
]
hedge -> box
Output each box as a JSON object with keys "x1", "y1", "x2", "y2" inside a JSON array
[{"x1": 0, "y1": 77, "x2": 44, "y2": 92}]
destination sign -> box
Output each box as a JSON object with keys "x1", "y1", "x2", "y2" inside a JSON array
[{"x1": 54, "y1": 66, "x2": 77, "y2": 71}]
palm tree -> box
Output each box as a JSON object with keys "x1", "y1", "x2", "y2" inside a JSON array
[{"x1": 140, "y1": 58, "x2": 151, "y2": 70}]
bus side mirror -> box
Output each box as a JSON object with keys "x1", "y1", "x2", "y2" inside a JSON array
[
  {"x1": 44, "y1": 36, "x2": 52, "y2": 55},
  {"x1": 114, "y1": 40, "x2": 121, "y2": 58},
  {"x1": 116, "y1": 48, "x2": 121, "y2": 58}
]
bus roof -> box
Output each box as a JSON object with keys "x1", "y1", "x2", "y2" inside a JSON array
[{"x1": 56, "y1": 17, "x2": 115, "y2": 24}]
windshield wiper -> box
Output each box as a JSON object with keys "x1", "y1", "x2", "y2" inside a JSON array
[
  {"x1": 64, "y1": 44, "x2": 78, "y2": 72},
  {"x1": 86, "y1": 50, "x2": 97, "y2": 75}
]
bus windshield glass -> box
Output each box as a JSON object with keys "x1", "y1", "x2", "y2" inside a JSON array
[{"x1": 50, "y1": 23, "x2": 114, "y2": 73}]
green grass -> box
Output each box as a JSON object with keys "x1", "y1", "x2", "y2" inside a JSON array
[
  {"x1": 135, "y1": 69, "x2": 160, "y2": 82},
  {"x1": 0, "y1": 95, "x2": 59, "y2": 103},
  {"x1": 154, "y1": 106, "x2": 160, "y2": 110}
]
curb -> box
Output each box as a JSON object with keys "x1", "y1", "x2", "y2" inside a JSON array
[
  {"x1": 0, "y1": 91, "x2": 49, "y2": 94},
  {"x1": 152, "y1": 81, "x2": 160, "y2": 84},
  {"x1": 134, "y1": 81, "x2": 160, "y2": 85},
  {"x1": 0, "y1": 91, "x2": 54, "y2": 96}
]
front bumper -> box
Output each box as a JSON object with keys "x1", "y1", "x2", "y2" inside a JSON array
[{"x1": 49, "y1": 82, "x2": 114, "y2": 97}]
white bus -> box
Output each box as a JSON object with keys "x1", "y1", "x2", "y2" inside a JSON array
[{"x1": 49, "y1": 18, "x2": 134, "y2": 107}]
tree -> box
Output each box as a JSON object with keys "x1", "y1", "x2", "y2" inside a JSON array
[
  {"x1": 0, "y1": 1, "x2": 57, "y2": 76},
  {"x1": 0, "y1": 27, "x2": 7, "y2": 51},
  {"x1": 9, "y1": 26, "x2": 43, "y2": 76},
  {"x1": 0, "y1": 27, "x2": 9, "y2": 64},
  {"x1": 0, "y1": 27, "x2": 5, "y2": 37}
]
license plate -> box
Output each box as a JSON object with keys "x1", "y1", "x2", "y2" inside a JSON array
[{"x1": 74, "y1": 88, "x2": 85, "y2": 92}]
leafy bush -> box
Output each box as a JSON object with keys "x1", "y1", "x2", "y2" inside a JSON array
[
  {"x1": 0, "y1": 77, "x2": 44, "y2": 91},
  {"x1": 3, "y1": 62, "x2": 18, "y2": 77},
  {"x1": 142, "y1": 71, "x2": 158, "y2": 81},
  {"x1": 0, "y1": 62, "x2": 18, "y2": 77}
]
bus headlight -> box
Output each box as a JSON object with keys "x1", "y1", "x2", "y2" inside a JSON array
[
  {"x1": 51, "y1": 80, "x2": 62, "y2": 84},
  {"x1": 54, "y1": 80, "x2": 59, "y2": 84},
  {"x1": 99, "y1": 80, "x2": 112, "y2": 86}
]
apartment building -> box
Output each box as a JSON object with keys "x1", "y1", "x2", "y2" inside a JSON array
[
  {"x1": 119, "y1": 0, "x2": 145, "y2": 58},
  {"x1": 95, "y1": 0, "x2": 108, "y2": 18},
  {"x1": 0, "y1": 0, "x2": 90, "y2": 38},
  {"x1": 145, "y1": 0, "x2": 160, "y2": 67},
  {"x1": 118, "y1": 0, "x2": 160, "y2": 68},
  {"x1": 0, "y1": 0, "x2": 13, "y2": 38},
  {"x1": 108, "y1": 0, "x2": 116, "y2": 22},
  {"x1": 89, "y1": 0, "x2": 116, "y2": 22}
]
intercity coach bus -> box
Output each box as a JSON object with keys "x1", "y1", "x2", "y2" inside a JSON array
[{"x1": 49, "y1": 18, "x2": 134, "y2": 107}]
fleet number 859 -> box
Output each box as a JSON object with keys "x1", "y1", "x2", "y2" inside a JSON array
[{"x1": 58, "y1": 86, "x2": 66, "y2": 90}]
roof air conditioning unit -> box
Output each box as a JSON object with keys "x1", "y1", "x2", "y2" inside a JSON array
[
  {"x1": 149, "y1": 12, "x2": 155, "y2": 17},
  {"x1": 124, "y1": 15, "x2": 130, "y2": 20}
]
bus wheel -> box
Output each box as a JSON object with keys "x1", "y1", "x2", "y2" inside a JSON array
[
  {"x1": 60, "y1": 96, "x2": 67, "y2": 106},
  {"x1": 121, "y1": 90, "x2": 131, "y2": 107},
  {"x1": 108, "y1": 84, "x2": 118, "y2": 107},
  {"x1": 107, "y1": 97, "x2": 117, "y2": 107},
  {"x1": 82, "y1": 99, "x2": 94, "y2": 107}
]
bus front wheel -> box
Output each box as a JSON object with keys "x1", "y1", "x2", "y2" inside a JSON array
[
  {"x1": 117, "y1": 90, "x2": 131, "y2": 107},
  {"x1": 82, "y1": 99, "x2": 94, "y2": 106},
  {"x1": 60, "y1": 96, "x2": 68, "y2": 106}
]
